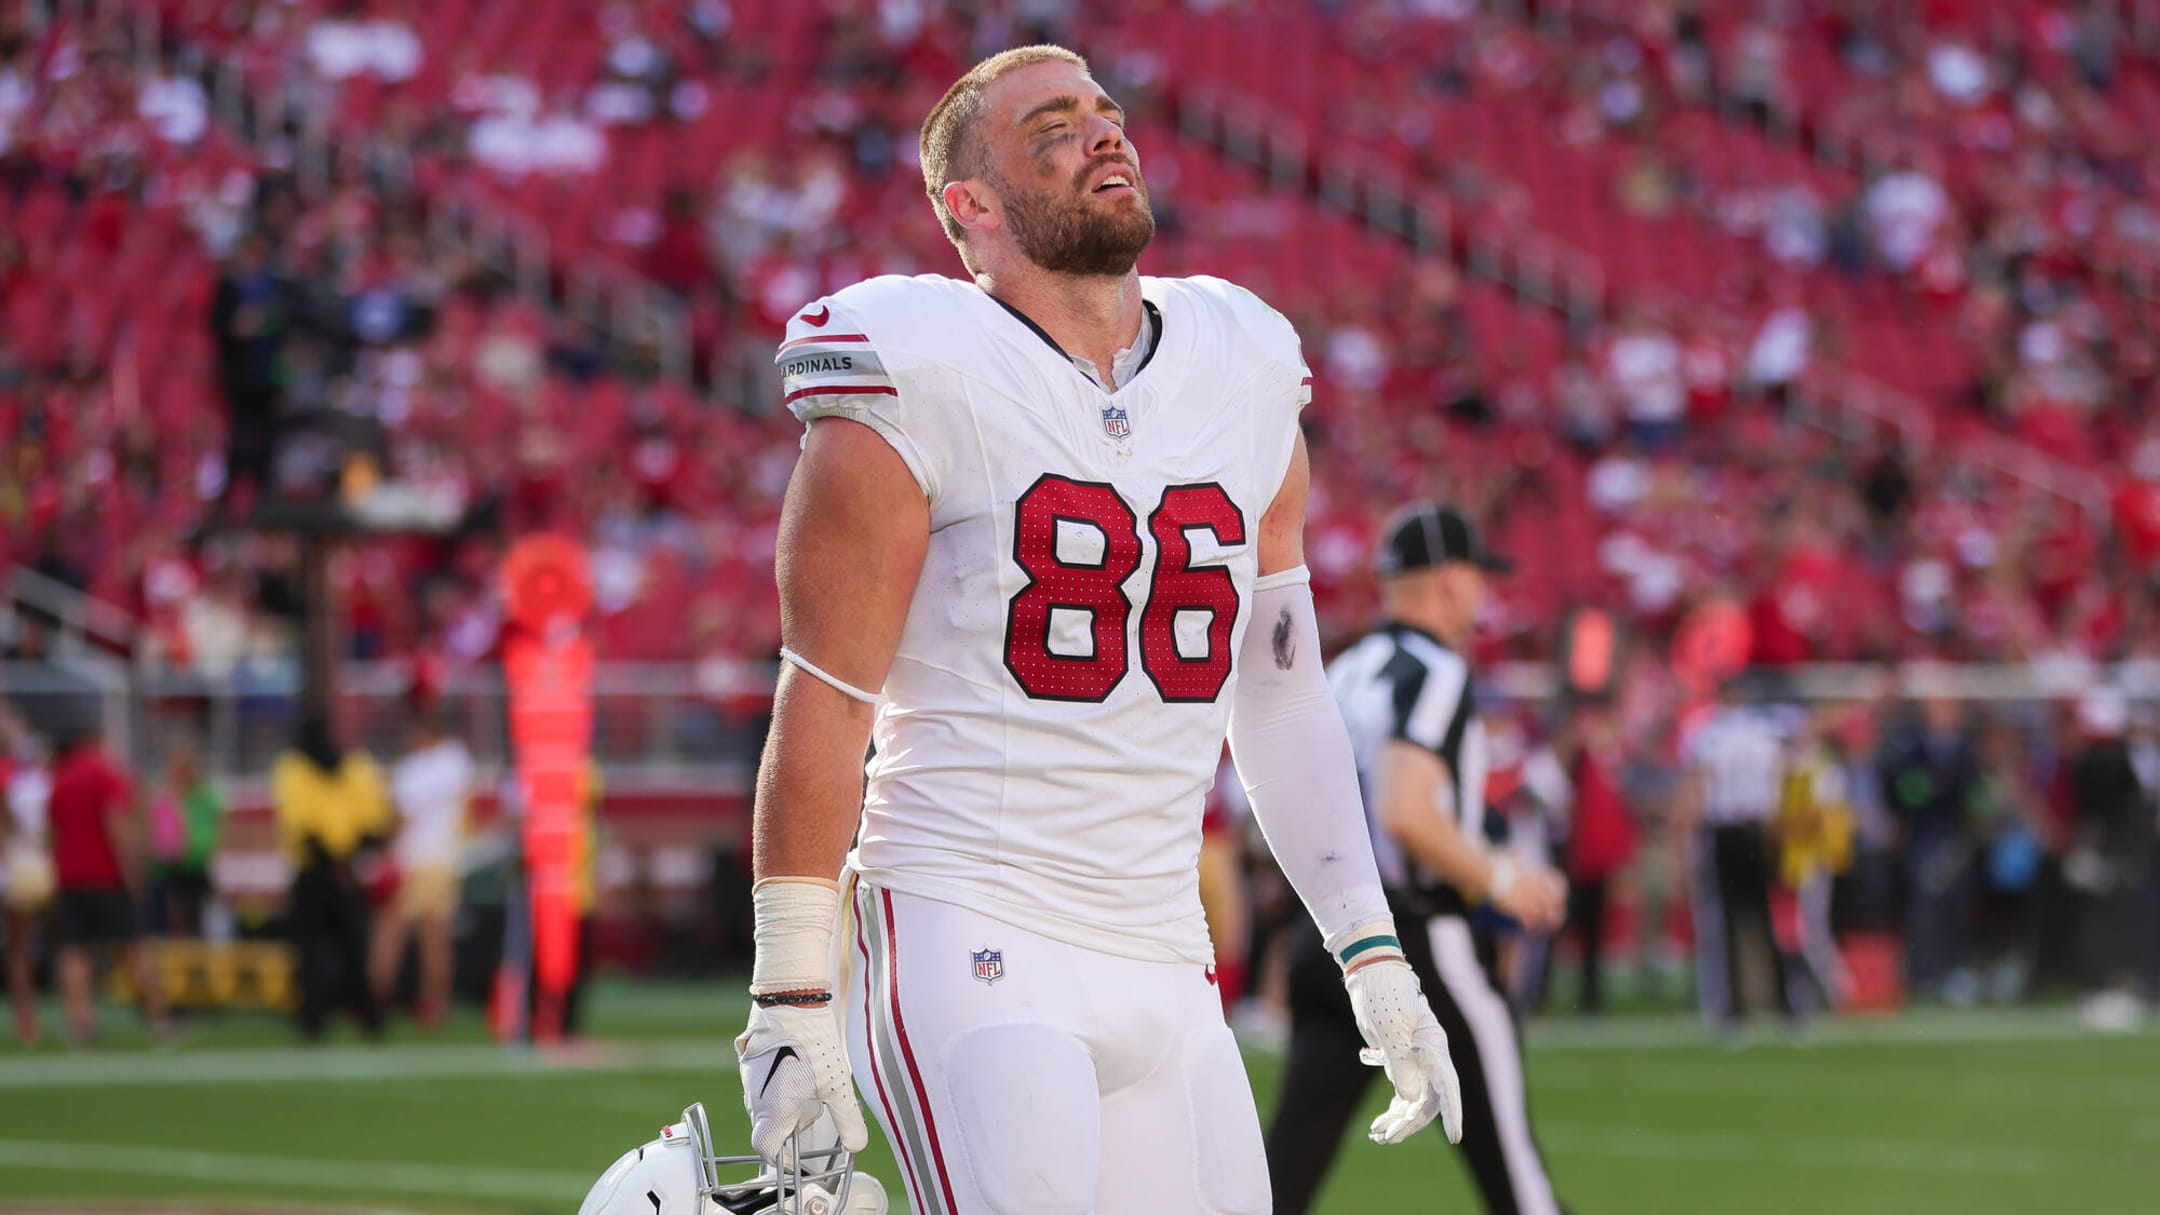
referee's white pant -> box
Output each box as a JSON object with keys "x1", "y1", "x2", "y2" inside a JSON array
[{"x1": 1267, "y1": 907, "x2": 1566, "y2": 1214}]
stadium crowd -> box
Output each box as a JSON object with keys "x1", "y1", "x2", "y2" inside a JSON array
[
  {"x1": 4, "y1": 1, "x2": 2159, "y2": 675},
  {"x1": 3, "y1": 2, "x2": 2160, "y2": 1039}
]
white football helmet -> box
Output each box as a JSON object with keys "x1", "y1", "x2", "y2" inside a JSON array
[{"x1": 577, "y1": 1102, "x2": 887, "y2": 1215}]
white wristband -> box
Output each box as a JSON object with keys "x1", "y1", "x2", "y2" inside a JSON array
[
  {"x1": 750, "y1": 877, "x2": 842, "y2": 996},
  {"x1": 1488, "y1": 856, "x2": 1520, "y2": 905}
]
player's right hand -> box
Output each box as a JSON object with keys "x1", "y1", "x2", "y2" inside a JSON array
[
  {"x1": 735, "y1": 1000, "x2": 868, "y2": 1166},
  {"x1": 1345, "y1": 958, "x2": 1465, "y2": 1145}
]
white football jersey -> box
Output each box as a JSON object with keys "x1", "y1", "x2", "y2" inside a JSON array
[{"x1": 777, "y1": 273, "x2": 1310, "y2": 963}]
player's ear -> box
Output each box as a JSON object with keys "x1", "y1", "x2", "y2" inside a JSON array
[{"x1": 943, "y1": 178, "x2": 998, "y2": 236}]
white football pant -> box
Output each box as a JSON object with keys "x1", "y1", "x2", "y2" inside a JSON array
[{"x1": 846, "y1": 881, "x2": 1269, "y2": 1214}]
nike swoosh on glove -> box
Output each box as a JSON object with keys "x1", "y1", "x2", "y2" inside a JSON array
[
  {"x1": 736, "y1": 1002, "x2": 868, "y2": 1166},
  {"x1": 1345, "y1": 958, "x2": 1465, "y2": 1145}
]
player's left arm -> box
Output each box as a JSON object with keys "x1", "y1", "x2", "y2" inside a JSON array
[
  {"x1": 1231, "y1": 433, "x2": 1390, "y2": 941},
  {"x1": 1228, "y1": 431, "x2": 1463, "y2": 1145}
]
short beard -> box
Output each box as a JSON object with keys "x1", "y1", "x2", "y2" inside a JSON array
[{"x1": 991, "y1": 162, "x2": 1156, "y2": 277}]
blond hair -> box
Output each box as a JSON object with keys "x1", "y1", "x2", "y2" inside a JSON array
[{"x1": 920, "y1": 45, "x2": 1090, "y2": 263}]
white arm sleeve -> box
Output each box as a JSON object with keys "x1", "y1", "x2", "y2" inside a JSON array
[{"x1": 1227, "y1": 567, "x2": 1394, "y2": 950}]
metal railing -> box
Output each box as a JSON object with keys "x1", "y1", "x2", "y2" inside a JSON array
[
  {"x1": 9, "y1": 651, "x2": 2153, "y2": 792},
  {"x1": 6, "y1": 566, "x2": 139, "y2": 658}
]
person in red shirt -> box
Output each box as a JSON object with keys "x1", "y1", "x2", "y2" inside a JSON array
[{"x1": 46, "y1": 725, "x2": 168, "y2": 1043}]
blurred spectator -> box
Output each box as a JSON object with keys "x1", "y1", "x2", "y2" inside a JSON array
[
  {"x1": 1863, "y1": 159, "x2": 1950, "y2": 275},
  {"x1": 272, "y1": 714, "x2": 391, "y2": 1042},
  {"x1": 1761, "y1": 185, "x2": 1826, "y2": 269},
  {"x1": 369, "y1": 706, "x2": 475, "y2": 1028},
  {"x1": 149, "y1": 737, "x2": 222, "y2": 938},
  {"x1": 2110, "y1": 441, "x2": 2160, "y2": 584},
  {"x1": 46, "y1": 723, "x2": 168, "y2": 1043},
  {"x1": 1680, "y1": 678, "x2": 1803, "y2": 1034},
  {"x1": 1605, "y1": 311, "x2": 1686, "y2": 449},
  {"x1": 305, "y1": 11, "x2": 422, "y2": 83},
  {"x1": 1, "y1": 711, "x2": 54, "y2": 1046},
  {"x1": 1743, "y1": 299, "x2": 1813, "y2": 407},
  {"x1": 1775, "y1": 709, "x2": 1855, "y2": 1012},
  {"x1": 648, "y1": 188, "x2": 714, "y2": 299},
  {"x1": 1859, "y1": 439, "x2": 1915, "y2": 544},
  {"x1": 1879, "y1": 696, "x2": 1981, "y2": 1001},
  {"x1": 1556, "y1": 709, "x2": 1636, "y2": 1017},
  {"x1": 1555, "y1": 353, "x2": 1617, "y2": 451},
  {"x1": 1725, "y1": 20, "x2": 1790, "y2": 126},
  {"x1": 2066, "y1": 689, "x2": 2149, "y2": 1030},
  {"x1": 1971, "y1": 719, "x2": 2044, "y2": 1002},
  {"x1": 589, "y1": 6, "x2": 677, "y2": 126},
  {"x1": 469, "y1": 97, "x2": 605, "y2": 177},
  {"x1": 136, "y1": 69, "x2": 208, "y2": 145},
  {"x1": 1615, "y1": 146, "x2": 1679, "y2": 218},
  {"x1": 210, "y1": 233, "x2": 293, "y2": 518}
]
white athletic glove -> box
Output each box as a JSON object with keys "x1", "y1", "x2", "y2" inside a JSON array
[
  {"x1": 735, "y1": 879, "x2": 868, "y2": 1166},
  {"x1": 737, "y1": 1001, "x2": 867, "y2": 1164},
  {"x1": 1335, "y1": 925, "x2": 1464, "y2": 1145}
]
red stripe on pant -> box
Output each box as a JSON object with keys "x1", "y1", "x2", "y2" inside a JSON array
[
  {"x1": 857, "y1": 917, "x2": 930, "y2": 1215},
  {"x1": 880, "y1": 887, "x2": 962, "y2": 1213}
]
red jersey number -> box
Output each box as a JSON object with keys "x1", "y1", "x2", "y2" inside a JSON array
[{"x1": 1003, "y1": 476, "x2": 1245, "y2": 703}]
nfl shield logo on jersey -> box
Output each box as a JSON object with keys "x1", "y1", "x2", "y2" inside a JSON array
[
  {"x1": 1101, "y1": 404, "x2": 1131, "y2": 440},
  {"x1": 970, "y1": 947, "x2": 1004, "y2": 985}
]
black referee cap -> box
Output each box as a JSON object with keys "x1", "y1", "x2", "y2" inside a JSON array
[{"x1": 1374, "y1": 502, "x2": 1513, "y2": 577}]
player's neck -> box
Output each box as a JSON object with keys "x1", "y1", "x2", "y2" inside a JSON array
[{"x1": 978, "y1": 268, "x2": 1145, "y2": 389}]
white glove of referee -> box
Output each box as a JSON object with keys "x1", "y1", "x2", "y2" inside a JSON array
[
  {"x1": 735, "y1": 878, "x2": 868, "y2": 1166},
  {"x1": 1338, "y1": 930, "x2": 1464, "y2": 1145}
]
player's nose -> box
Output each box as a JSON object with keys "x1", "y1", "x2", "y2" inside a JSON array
[{"x1": 1085, "y1": 112, "x2": 1129, "y2": 160}]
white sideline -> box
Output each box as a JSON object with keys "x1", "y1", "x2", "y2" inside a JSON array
[{"x1": 0, "y1": 1139, "x2": 591, "y2": 1202}]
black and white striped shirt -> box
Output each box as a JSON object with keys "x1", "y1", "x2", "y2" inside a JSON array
[
  {"x1": 1683, "y1": 706, "x2": 1788, "y2": 826},
  {"x1": 1328, "y1": 621, "x2": 1488, "y2": 913}
]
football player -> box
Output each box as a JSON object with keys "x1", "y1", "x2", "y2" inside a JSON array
[{"x1": 737, "y1": 46, "x2": 1462, "y2": 1213}]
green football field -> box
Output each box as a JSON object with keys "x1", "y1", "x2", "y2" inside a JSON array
[{"x1": 0, "y1": 983, "x2": 2153, "y2": 1214}]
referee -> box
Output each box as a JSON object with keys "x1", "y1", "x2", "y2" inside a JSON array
[
  {"x1": 1678, "y1": 674, "x2": 1799, "y2": 1032},
  {"x1": 1266, "y1": 503, "x2": 1570, "y2": 1215}
]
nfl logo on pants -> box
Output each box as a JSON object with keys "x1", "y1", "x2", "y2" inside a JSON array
[{"x1": 970, "y1": 947, "x2": 1004, "y2": 985}]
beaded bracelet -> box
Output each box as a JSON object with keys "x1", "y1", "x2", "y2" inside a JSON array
[{"x1": 752, "y1": 990, "x2": 835, "y2": 1008}]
